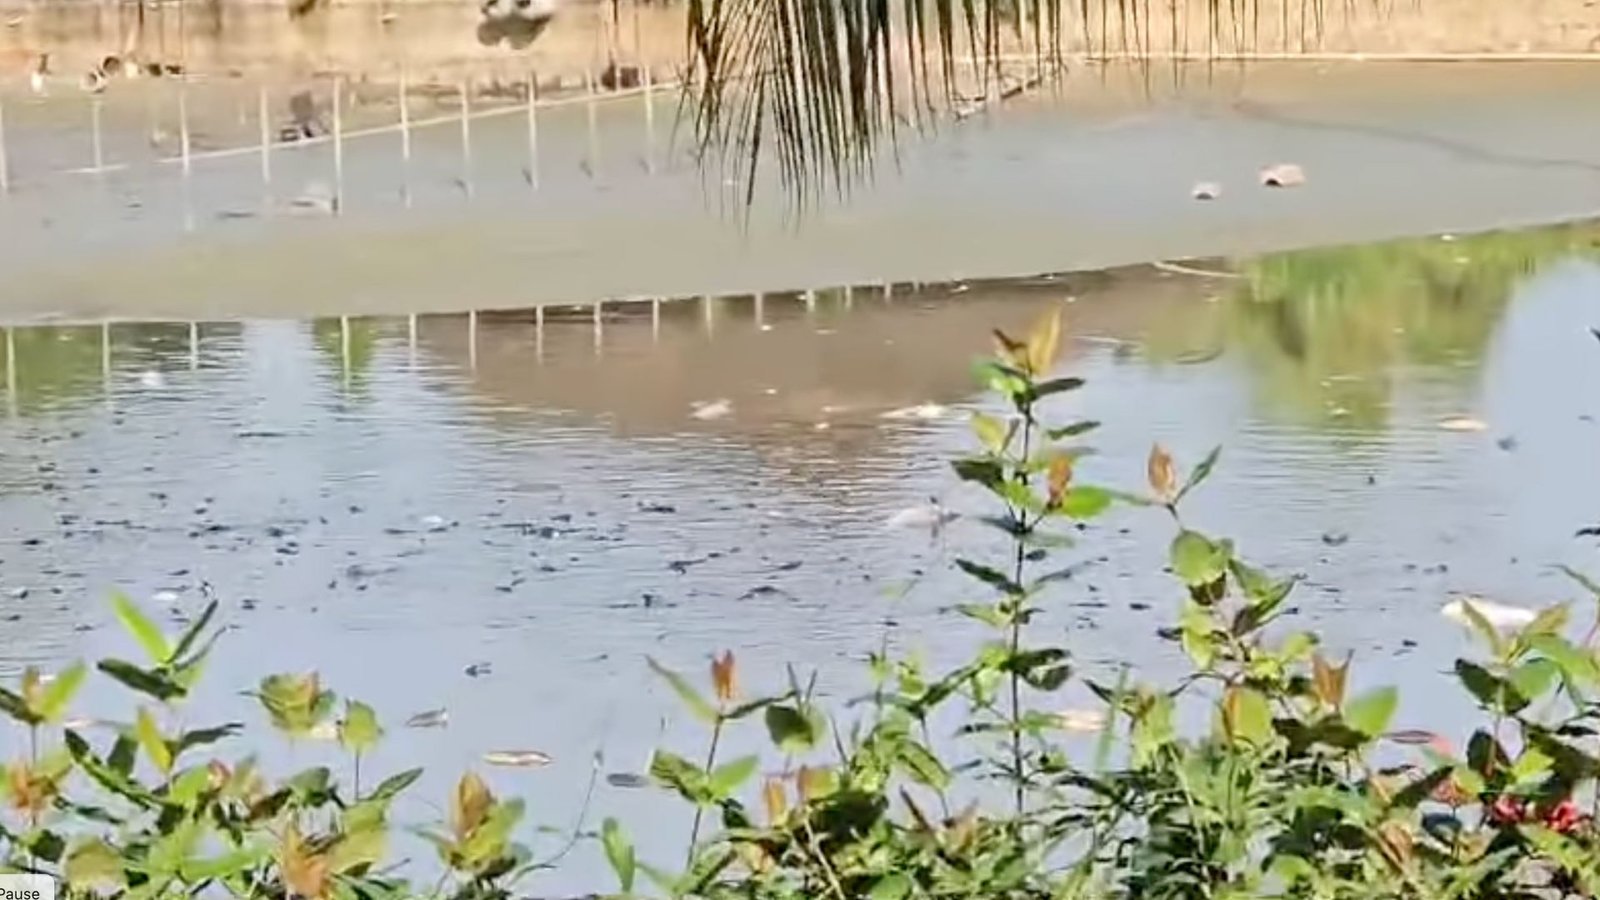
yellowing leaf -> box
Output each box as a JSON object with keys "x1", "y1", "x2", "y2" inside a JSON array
[
  {"x1": 135, "y1": 706, "x2": 172, "y2": 775},
  {"x1": 1312, "y1": 654, "x2": 1350, "y2": 709},
  {"x1": 1147, "y1": 444, "x2": 1178, "y2": 502},
  {"x1": 710, "y1": 651, "x2": 737, "y2": 706},
  {"x1": 451, "y1": 772, "x2": 494, "y2": 842},
  {"x1": 1046, "y1": 454, "x2": 1073, "y2": 507},
  {"x1": 279, "y1": 823, "x2": 330, "y2": 900},
  {"x1": 1221, "y1": 687, "x2": 1273, "y2": 746},
  {"x1": 762, "y1": 777, "x2": 788, "y2": 824},
  {"x1": 971, "y1": 412, "x2": 1008, "y2": 454},
  {"x1": 1024, "y1": 310, "x2": 1063, "y2": 376}
]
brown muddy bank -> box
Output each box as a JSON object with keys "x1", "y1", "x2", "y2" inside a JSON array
[{"x1": 0, "y1": 0, "x2": 1596, "y2": 88}]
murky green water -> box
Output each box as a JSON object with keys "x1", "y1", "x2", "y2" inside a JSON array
[{"x1": 1, "y1": 222, "x2": 1598, "y2": 890}]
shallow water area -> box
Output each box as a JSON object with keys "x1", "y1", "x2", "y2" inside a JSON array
[{"x1": 1, "y1": 221, "x2": 1600, "y2": 888}]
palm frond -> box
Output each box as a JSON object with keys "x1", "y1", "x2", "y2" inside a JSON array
[{"x1": 684, "y1": 0, "x2": 1378, "y2": 207}]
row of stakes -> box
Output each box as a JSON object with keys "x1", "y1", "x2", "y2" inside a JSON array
[
  {"x1": 0, "y1": 65, "x2": 669, "y2": 205},
  {"x1": 0, "y1": 283, "x2": 918, "y2": 406}
]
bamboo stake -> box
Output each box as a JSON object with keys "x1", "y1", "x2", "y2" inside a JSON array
[
  {"x1": 459, "y1": 80, "x2": 473, "y2": 197},
  {"x1": 332, "y1": 77, "x2": 344, "y2": 214},
  {"x1": 525, "y1": 71, "x2": 539, "y2": 190},
  {"x1": 258, "y1": 82, "x2": 271, "y2": 187}
]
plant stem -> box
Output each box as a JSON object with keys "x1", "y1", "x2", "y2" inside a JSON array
[
  {"x1": 1009, "y1": 406, "x2": 1035, "y2": 816},
  {"x1": 353, "y1": 750, "x2": 362, "y2": 799},
  {"x1": 686, "y1": 715, "x2": 725, "y2": 864}
]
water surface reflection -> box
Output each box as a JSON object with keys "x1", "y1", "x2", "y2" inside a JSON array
[{"x1": 0, "y1": 224, "x2": 1598, "y2": 892}]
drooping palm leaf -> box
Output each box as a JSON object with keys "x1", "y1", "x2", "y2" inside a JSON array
[{"x1": 683, "y1": 0, "x2": 1353, "y2": 206}]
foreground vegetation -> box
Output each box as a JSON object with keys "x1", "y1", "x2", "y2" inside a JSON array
[{"x1": 2, "y1": 312, "x2": 1598, "y2": 898}]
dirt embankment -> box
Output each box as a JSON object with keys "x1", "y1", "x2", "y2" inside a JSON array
[{"x1": 0, "y1": 0, "x2": 1596, "y2": 87}]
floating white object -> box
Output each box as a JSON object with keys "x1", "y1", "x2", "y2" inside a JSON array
[
  {"x1": 1437, "y1": 416, "x2": 1488, "y2": 433},
  {"x1": 138, "y1": 370, "x2": 166, "y2": 389},
  {"x1": 886, "y1": 499, "x2": 957, "y2": 531},
  {"x1": 690, "y1": 399, "x2": 732, "y2": 420},
  {"x1": 405, "y1": 708, "x2": 449, "y2": 728},
  {"x1": 1440, "y1": 596, "x2": 1538, "y2": 631},
  {"x1": 1057, "y1": 708, "x2": 1109, "y2": 733},
  {"x1": 484, "y1": 749, "x2": 553, "y2": 768},
  {"x1": 881, "y1": 403, "x2": 949, "y2": 421},
  {"x1": 1191, "y1": 181, "x2": 1221, "y2": 201},
  {"x1": 1259, "y1": 163, "x2": 1306, "y2": 188}
]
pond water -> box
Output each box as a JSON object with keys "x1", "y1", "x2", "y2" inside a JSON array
[{"x1": 1, "y1": 222, "x2": 1599, "y2": 891}]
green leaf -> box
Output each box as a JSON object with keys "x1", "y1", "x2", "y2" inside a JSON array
[
  {"x1": 1048, "y1": 420, "x2": 1100, "y2": 440},
  {"x1": 1456, "y1": 601, "x2": 1507, "y2": 658},
  {"x1": 1175, "y1": 446, "x2": 1222, "y2": 503},
  {"x1": 36, "y1": 662, "x2": 87, "y2": 723},
  {"x1": 97, "y1": 659, "x2": 183, "y2": 703},
  {"x1": 649, "y1": 751, "x2": 710, "y2": 803},
  {"x1": 601, "y1": 818, "x2": 636, "y2": 894},
  {"x1": 169, "y1": 600, "x2": 218, "y2": 665},
  {"x1": 970, "y1": 412, "x2": 1009, "y2": 454},
  {"x1": 1343, "y1": 687, "x2": 1398, "y2": 738},
  {"x1": 1560, "y1": 565, "x2": 1600, "y2": 600},
  {"x1": 1526, "y1": 634, "x2": 1600, "y2": 688},
  {"x1": 1057, "y1": 486, "x2": 1112, "y2": 520},
  {"x1": 65, "y1": 838, "x2": 126, "y2": 892},
  {"x1": 955, "y1": 559, "x2": 1022, "y2": 595},
  {"x1": 369, "y1": 768, "x2": 423, "y2": 803},
  {"x1": 174, "y1": 723, "x2": 242, "y2": 757},
  {"x1": 897, "y1": 740, "x2": 951, "y2": 790},
  {"x1": 1456, "y1": 661, "x2": 1526, "y2": 714},
  {"x1": 135, "y1": 707, "x2": 173, "y2": 775},
  {"x1": 0, "y1": 685, "x2": 39, "y2": 725},
  {"x1": 709, "y1": 756, "x2": 759, "y2": 797},
  {"x1": 951, "y1": 457, "x2": 1006, "y2": 491},
  {"x1": 341, "y1": 700, "x2": 383, "y2": 753},
  {"x1": 1170, "y1": 530, "x2": 1230, "y2": 587},
  {"x1": 1025, "y1": 376, "x2": 1085, "y2": 402},
  {"x1": 647, "y1": 657, "x2": 718, "y2": 725},
  {"x1": 1508, "y1": 658, "x2": 1560, "y2": 703},
  {"x1": 112, "y1": 592, "x2": 170, "y2": 665},
  {"x1": 183, "y1": 845, "x2": 268, "y2": 881},
  {"x1": 64, "y1": 732, "x2": 158, "y2": 809},
  {"x1": 1223, "y1": 687, "x2": 1273, "y2": 746},
  {"x1": 870, "y1": 873, "x2": 913, "y2": 900},
  {"x1": 765, "y1": 704, "x2": 824, "y2": 754}
]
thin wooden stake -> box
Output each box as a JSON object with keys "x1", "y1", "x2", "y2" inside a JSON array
[
  {"x1": 4, "y1": 327, "x2": 15, "y2": 418},
  {"x1": 332, "y1": 77, "x2": 344, "y2": 214},
  {"x1": 593, "y1": 301, "x2": 604, "y2": 355},
  {"x1": 642, "y1": 64, "x2": 655, "y2": 173},
  {"x1": 0, "y1": 97, "x2": 9, "y2": 195},
  {"x1": 535, "y1": 305, "x2": 545, "y2": 362},
  {"x1": 91, "y1": 97, "x2": 105, "y2": 173},
  {"x1": 178, "y1": 81, "x2": 192, "y2": 178},
  {"x1": 407, "y1": 312, "x2": 418, "y2": 367},
  {"x1": 585, "y1": 69, "x2": 599, "y2": 176},
  {"x1": 468, "y1": 310, "x2": 478, "y2": 370},
  {"x1": 399, "y1": 68, "x2": 412, "y2": 207},
  {"x1": 459, "y1": 80, "x2": 473, "y2": 197},
  {"x1": 651, "y1": 297, "x2": 661, "y2": 341},
  {"x1": 753, "y1": 292, "x2": 764, "y2": 328},
  {"x1": 188, "y1": 321, "x2": 199, "y2": 370},
  {"x1": 258, "y1": 82, "x2": 272, "y2": 187},
  {"x1": 525, "y1": 71, "x2": 539, "y2": 190}
]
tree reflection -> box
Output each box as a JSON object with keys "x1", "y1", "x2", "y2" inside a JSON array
[{"x1": 1148, "y1": 223, "x2": 1600, "y2": 429}]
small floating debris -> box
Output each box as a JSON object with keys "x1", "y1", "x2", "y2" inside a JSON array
[
  {"x1": 1259, "y1": 163, "x2": 1306, "y2": 188},
  {"x1": 1191, "y1": 181, "x2": 1221, "y2": 201},
  {"x1": 881, "y1": 403, "x2": 949, "y2": 421},
  {"x1": 1437, "y1": 416, "x2": 1488, "y2": 433},
  {"x1": 464, "y1": 662, "x2": 493, "y2": 677},
  {"x1": 137, "y1": 371, "x2": 166, "y2": 389},
  {"x1": 1320, "y1": 531, "x2": 1350, "y2": 547},
  {"x1": 484, "y1": 749, "x2": 552, "y2": 768},
  {"x1": 1440, "y1": 596, "x2": 1538, "y2": 631},
  {"x1": 1056, "y1": 708, "x2": 1109, "y2": 733},
  {"x1": 885, "y1": 499, "x2": 958, "y2": 531},
  {"x1": 421, "y1": 515, "x2": 451, "y2": 533},
  {"x1": 1496, "y1": 435, "x2": 1518, "y2": 452},
  {"x1": 690, "y1": 399, "x2": 732, "y2": 421},
  {"x1": 606, "y1": 772, "x2": 650, "y2": 789},
  {"x1": 405, "y1": 708, "x2": 449, "y2": 728},
  {"x1": 1384, "y1": 729, "x2": 1443, "y2": 747}
]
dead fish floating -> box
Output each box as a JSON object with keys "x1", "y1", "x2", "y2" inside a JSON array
[
  {"x1": 405, "y1": 708, "x2": 449, "y2": 728},
  {"x1": 1259, "y1": 163, "x2": 1306, "y2": 188},
  {"x1": 1439, "y1": 596, "x2": 1539, "y2": 631},
  {"x1": 1437, "y1": 416, "x2": 1488, "y2": 433},
  {"x1": 483, "y1": 749, "x2": 552, "y2": 768}
]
